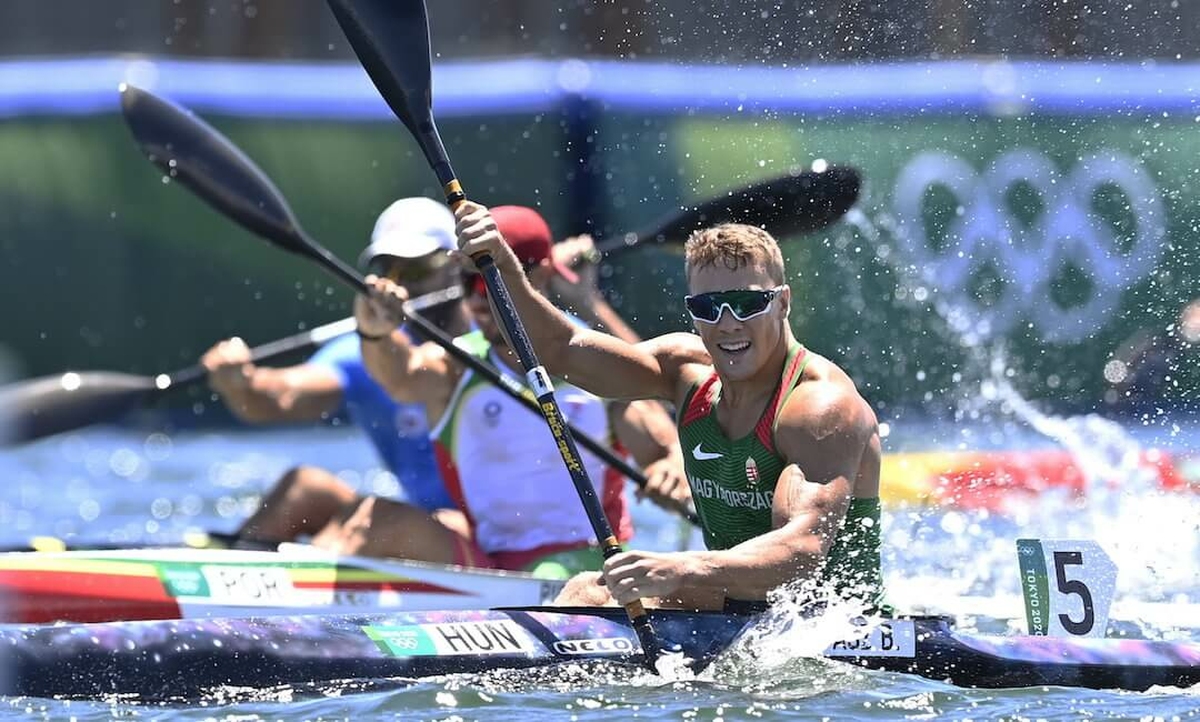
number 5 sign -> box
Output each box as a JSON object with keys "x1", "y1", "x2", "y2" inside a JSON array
[{"x1": 1016, "y1": 539, "x2": 1118, "y2": 638}]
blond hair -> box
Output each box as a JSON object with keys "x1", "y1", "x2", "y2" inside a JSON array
[{"x1": 684, "y1": 223, "x2": 785, "y2": 285}]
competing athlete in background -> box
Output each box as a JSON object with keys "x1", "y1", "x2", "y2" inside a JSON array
[{"x1": 347, "y1": 205, "x2": 686, "y2": 578}]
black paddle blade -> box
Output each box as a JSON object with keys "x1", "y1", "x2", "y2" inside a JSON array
[
  {"x1": 118, "y1": 84, "x2": 308, "y2": 255},
  {"x1": 120, "y1": 85, "x2": 366, "y2": 291},
  {"x1": 326, "y1": 0, "x2": 431, "y2": 142},
  {"x1": 0, "y1": 372, "x2": 157, "y2": 445},
  {"x1": 600, "y1": 166, "x2": 862, "y2": 254},
  {"x1": 327, "y1": 0, "x2": 458, "y2": 191}
]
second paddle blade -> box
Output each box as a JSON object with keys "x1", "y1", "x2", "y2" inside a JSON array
[
  {"x1": 671, "y1": 166, "x2": 860, "y2": 239},
  {"x1": 0, "y1": 372, "x2": 158, "y2": 445},
  {"x1": 118, "y1": 84, "x2": 308, "y2": 254},
  {"x1": 603, "y1": 166, "x2": 862, "y2": 253}
]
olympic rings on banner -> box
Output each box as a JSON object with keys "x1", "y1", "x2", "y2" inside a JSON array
[{"x1": 891, "y1": 148, "x2": 1165, "y2": 343}]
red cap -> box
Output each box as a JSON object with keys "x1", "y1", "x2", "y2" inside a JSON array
[{"x1": 490, "y1": 205, "x2": 578, "y2": 284}]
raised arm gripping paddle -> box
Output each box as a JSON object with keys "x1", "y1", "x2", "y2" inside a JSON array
[{"x1": 326, "y1": 0, "x2": 671, "y2": 669}]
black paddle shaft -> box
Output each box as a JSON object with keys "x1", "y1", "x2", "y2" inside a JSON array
[
  {"x1": 0, "y1": 284, "x2": 471, "y2": 447},
  {"x1": 403, "y1": 305, "x2": 701, "y2": 527},
  {"x1": 0, "y1": 318, "x2": 355, "y2": 446},
  {"x1": 328, "y1": 0, "x2": 665, "y2": 665},
  {"x1": 326, "y1": 0, "x2": 624, "y2": 550},
  {"x1": 327, "y1": 0, "x2": 621, "y2": 544}
]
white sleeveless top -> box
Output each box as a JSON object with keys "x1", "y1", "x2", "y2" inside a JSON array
[{"x1": 430, "y1": 334, "x2": 628, "y2": 554}]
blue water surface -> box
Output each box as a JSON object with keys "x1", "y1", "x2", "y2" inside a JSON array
[{"x1": 0, "y1": 419, "x2": 1197, "y2": 721}]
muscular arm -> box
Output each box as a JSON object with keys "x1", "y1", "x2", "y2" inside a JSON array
[
  {"x1": 609, "y1": 400, "x2": 679, "y2": 468},
  {"x1": 213, "y1": 363, "x2": 344, "y2": 424},
  {"x1": 680, "y1": 390, "x2": 874, "y2": 598},
  {"x1": 609, "y1": 399, "x2": 692, "y2": 511},
  {"x1": 493, "y1": 266, "x2": 691, "y2": 401}
]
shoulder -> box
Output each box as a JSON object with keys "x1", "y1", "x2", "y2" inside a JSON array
[
  {"x1": 636, "y1": 332, "x2": 711, "y2": 371},
  {"x1": 636, "y1": 332, "x2": 714, "y2": 401},
  {"x1": 775, "y1": 351, "x2": 876, "y2": 452},
  {"x1": 307, "y1": 332, "x2": 361, "y2": 366}
]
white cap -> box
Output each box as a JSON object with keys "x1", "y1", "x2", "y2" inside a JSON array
[{"x1": 357, "y1": 197, "x2": 456, "y2": 268}]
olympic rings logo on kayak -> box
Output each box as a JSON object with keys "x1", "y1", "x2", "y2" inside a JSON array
[
  {"x1": 387, "y1": 634, "x2": 421, "y2": 650},
  {"x1": 891, "y1": 148, "x2": 1166, "y2": 343}
]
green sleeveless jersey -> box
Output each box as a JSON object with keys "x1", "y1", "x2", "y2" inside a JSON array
[{"x1": 677, "y1": 343, "x2": 884, "y2": 603}]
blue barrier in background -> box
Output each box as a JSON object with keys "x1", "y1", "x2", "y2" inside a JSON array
[{"x1": 1, "y1": 56, "x2": 1198, "y2": 119}]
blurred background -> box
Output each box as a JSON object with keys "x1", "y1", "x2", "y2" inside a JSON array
[
  {"x1": 0, "y1": 1, "x2": 1197, "y2": 655},
  {"x1": 2, "y1": 0, "x2": 1198, "y2": 423}
]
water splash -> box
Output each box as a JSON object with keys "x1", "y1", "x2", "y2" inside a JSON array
[
  {"x1": 699, "y1": 581, "x2": 884, "y2": 694},
  {"x1": 990, "y1": 373, "x2": 1200, "y2": 604},
  {"x1": 847, "y1": 206, "x2": 1200, "y2": 631}
]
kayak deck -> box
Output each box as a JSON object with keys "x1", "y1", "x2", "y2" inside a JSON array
[
  {"x1": 0, "y1": 546, "x2": 562, "y2": 623},
  {"x1": 1, "y1": 607, "x2": 1196, "y2": 701}
]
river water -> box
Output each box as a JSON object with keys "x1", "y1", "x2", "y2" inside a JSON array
[{"x1": 0, "y1": 418, "x2": 1197, "y2": 720}]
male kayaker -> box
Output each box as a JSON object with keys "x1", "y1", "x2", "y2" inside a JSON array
[
  {"x1": 352, "y1": 205, "x2": 686, "y2": 578},
  {"x1": 448, "y1": 201, "x2": 884, "y2": 611},
  {"x1": 205, "y1": 199, "x2": 685, "y2": 556},
  {"x1": 203, "y1": 197, "x2": 472, "y2": 543}
]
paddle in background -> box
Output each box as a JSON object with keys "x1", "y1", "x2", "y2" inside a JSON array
[
  {"x1": 324, "y1": 0, "x2": 680, "y2": 671},
  {"x1": 0, "y1": 159, "x2": 857, "y2": 449},
  {"x1": 113, "y1": 85, "x2": 700, "y2": 518},
  {"x1": 595, "y1": 165, "x2": 860, "y2": 255},
  {"x1": 0, "y1": 287, "x2": 461, "y2": 447},
  {"x1": 0, "y1": 101, "x2": 856, "y2": 449},
  {"x1": 0, "y1": 162, "x2": 855, "y2": 449}
]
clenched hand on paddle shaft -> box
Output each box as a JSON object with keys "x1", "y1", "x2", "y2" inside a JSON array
[{"x1": 324, "y1": 0, "x2": 680, "y2": 670}]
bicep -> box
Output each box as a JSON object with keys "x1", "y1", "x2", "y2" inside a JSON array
[
  {"x1": 769, "y1": 397, "x2": 871, "y2": 546},
  {"x1": 770, "y1": 465, "x2": 853, "y2": 554}
]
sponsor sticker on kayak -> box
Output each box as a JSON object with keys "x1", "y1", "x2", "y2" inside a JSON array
[
  {"x1": 365, "y1": 620, "x2": 534, "y2": 657},
  {"x1": 823, "y1": 619, "x2": 916, "y2": 658},
  {"x1": 551, "y1": 637, "x2": 636, "y2": 655}
]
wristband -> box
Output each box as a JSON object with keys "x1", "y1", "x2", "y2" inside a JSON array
[{"x1": 356, "y1": 328, "x2": 390, "y2": 341}]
